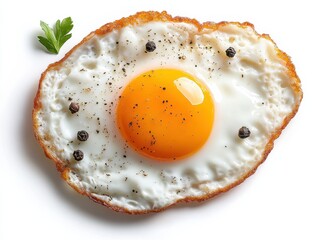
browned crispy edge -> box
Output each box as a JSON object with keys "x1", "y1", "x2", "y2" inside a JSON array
[{"x1": 33, "y1": 11, "x2": 303, "y2": 214}]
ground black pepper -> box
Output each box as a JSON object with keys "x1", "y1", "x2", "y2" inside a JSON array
[
  {"x1": 77, "y1": 130, "x2": 89, "y2": 141},
  {"x1": 238, "y1": 126, "x2": 251, "y2": 138}
]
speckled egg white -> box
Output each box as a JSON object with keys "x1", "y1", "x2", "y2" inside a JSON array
[{"x1": 33, "y1": 12, "x2": 302, "y2": 214}]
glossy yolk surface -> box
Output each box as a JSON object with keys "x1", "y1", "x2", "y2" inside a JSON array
[{"x1": 116, "y1": 69, "x2": 214, "y2": 161}]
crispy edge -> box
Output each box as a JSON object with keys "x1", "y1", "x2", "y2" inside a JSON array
[{"x1": 33, "y1": 11, "x2": 303, "y2": 215}]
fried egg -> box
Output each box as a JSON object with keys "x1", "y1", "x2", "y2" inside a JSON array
[{"x1": 33, "y1": 11, "x2": 302, "y2": 214}]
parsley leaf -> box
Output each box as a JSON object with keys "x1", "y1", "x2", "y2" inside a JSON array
[{"x1": 38, "y1": 17, "x2": 73, "y2": 54}]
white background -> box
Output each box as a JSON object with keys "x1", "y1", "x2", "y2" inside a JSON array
[{"x1": 1, "y1": 0, "x2": 318, "y2": 239}]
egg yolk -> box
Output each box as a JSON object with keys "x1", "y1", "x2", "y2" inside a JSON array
[{"x1": 116, "y1": 69, "x2": 214, "y2": 161}]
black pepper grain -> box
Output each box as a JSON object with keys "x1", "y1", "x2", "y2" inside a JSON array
[
  {"x1": 73, "y1": 150, "x2": 84, "y2": 161},
  {"x1": 238, "y1": 126, "x2": 251, "y2": 139},
  {"x1": 226, "y1": 47, "x2": 236, "y2": 58},
  {"x1": 145, "y1": 41, "x2": 156, "y2": 52},
  {"x1": 77, "y1": 130, "x2": 89, "y2": 141},
  {"x1": 69, "y1": 102, "x2": 79, "y2": 114}
]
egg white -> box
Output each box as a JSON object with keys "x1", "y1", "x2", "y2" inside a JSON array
[{"x1": 34, "y1": 21, "x2": 297, "y2": 212}]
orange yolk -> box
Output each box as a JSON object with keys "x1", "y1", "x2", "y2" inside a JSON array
[{"x1": 116, "y1": 69, "x2": 214, "y2": 161}]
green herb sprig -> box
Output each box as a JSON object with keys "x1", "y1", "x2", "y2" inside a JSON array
[{"x1": 38, "y1": 17, "x2": 73, "y2": 54}]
